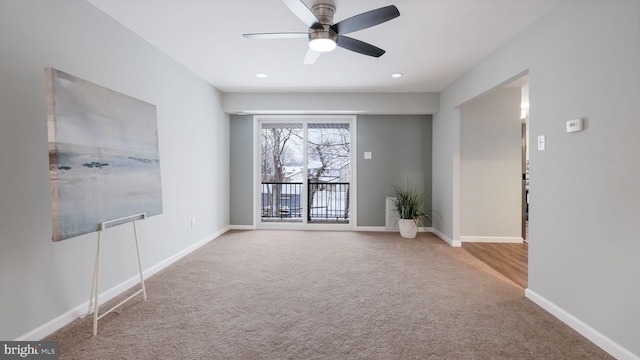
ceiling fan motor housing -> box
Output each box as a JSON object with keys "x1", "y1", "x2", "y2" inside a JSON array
[
  {"x1": 311, "y1": 3, "x2": 335, "y2": 24},
  {"x1": 308, "y1": 4, "x2": 338, "y2": 47}
]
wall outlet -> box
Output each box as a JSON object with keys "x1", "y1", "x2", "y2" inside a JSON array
[{"x1": 190, "y1": 218, "x2": 196, "y2": 228}]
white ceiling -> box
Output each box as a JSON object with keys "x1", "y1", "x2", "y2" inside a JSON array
[{"x1": 87, "y1": 0, "x2": 560, "y2": 93}]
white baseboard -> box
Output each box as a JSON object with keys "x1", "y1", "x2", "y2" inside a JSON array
[
  {"x1": 17, "y1": 228, "x2": 229, "y2": 341},
  {"x1": 525, "y1": 289, "x2": 639, "y2": 360},
  {"x1": 229, "y1": 225, "x2": 256, "y2": 230},
  {"x1": 15, "y1": 302, "x2": 88, "y2": 341},
  {"x1": 431, "y1": 228, "x2": 461, "y2": 247},
  {"x1": 460, "y1": 236, "x2": 523, "y2": 243},
  {"x1": 356, "y1": 226, "x2": 390, "y2": 232},
  {"x1": 355, "y1": 226, "x2": 434, "y2": 233},
  {"x1": 231, "y1": 225, "x2": 436, "y2": 234}
]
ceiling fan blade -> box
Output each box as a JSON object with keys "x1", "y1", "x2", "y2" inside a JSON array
[
  {"x1": 331, "y1": 5, "x2": 400, "y2": 35},
  {"x1": 281, "y1": 0, "x2": 320, "y2": 27},
  {"x1": 243, "y1": 32, "x2": 308, "y2": 39},
  {"x1": 303, "y1": 48, "x2": 322, "y2": 65},
  {"x1": 337, "y1": 36, "x2": 385, "y2": 57}
]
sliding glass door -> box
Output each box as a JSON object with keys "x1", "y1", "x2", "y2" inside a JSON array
[{"x1": 256, "y1": 116, "x2": 355, "y2": 229}]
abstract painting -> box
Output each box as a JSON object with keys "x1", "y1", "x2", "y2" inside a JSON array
[{"x1": 46, "y1": 68, "x2": 163, "y2": 241}]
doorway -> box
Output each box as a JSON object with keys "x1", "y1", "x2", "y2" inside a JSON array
[
  {"x1": 459, "y1": 74, "x2": 529, "y2": 287},
  {"x1": 255, "y1": 115, "x2": 355, "y2": 229}
]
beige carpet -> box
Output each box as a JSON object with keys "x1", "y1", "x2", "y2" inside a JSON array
[{"x1": 46, "y1": 231, "x2": 612, "y2": 359}]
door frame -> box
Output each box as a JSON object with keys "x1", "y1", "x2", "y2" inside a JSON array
[{"x1": 253, "y1": 115, "x2": 357, "y2": 230}]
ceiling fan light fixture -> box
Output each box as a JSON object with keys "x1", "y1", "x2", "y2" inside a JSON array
[
  {"x1": 308, "y1": 23, "x2": 338, "y2": 53},
  {"x1": 309, "y1": 38, "x2": 337, "y2": 52},
  {"x1": 243, "y1": 1, "x2": 400, "y2": 64}
]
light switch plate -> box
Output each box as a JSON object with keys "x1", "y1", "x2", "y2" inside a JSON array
[
  {"x1": 364, "y1": 151, "x2": 372, "y2": 160},
  {"x1": 538, "y1": 135, "x2": 546, "y2": 151}
]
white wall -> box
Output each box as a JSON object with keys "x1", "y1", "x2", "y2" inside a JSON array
[
  {"x1": 0, "y1": 0, "x2": 229, "y2": 340},
  {"x1": 432, "y1": 0, "x2": 640, "y2": 358},
  {"x1": 431, "y1": 101, "x2": 459, "y2": 244},
  {"x1": 460, "y1": 88, "x2": 522, "y2": 241}
]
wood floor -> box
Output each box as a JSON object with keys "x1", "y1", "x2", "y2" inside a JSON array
[{"x1": 463, "y1": 241, "x2": 528, "y2": 288}]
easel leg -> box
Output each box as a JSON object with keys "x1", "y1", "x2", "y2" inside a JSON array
[
  {"x1": 133, "y1": 221, "x2": 147, "y2": 300},
  {"x1": 84, "y1": 233, "x2": 100, "y2": 318},
  {"x1": 92, "y1": 230, "x2": 102, "y2": 336},
  {"x1": 82, "y1": 213, "x2": 147, "y2": 336}
]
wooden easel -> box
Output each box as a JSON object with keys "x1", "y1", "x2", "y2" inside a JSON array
[{"x1": 83, "y1": 213, "x2": 147, "y2": 336}]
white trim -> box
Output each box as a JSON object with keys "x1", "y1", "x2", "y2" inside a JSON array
[
  {"x1": 16, "y1": 228, "x2": 229, "y2": 341},
  {"x1": 229, "y1": 225, "x2": 256, "y2": 231},
  {"x1": 432, "y1": 228, "x2": 462, "y2": 247},
  {"x1": 350, "y1": 117, "x2": 358, "y2": 231},
  {"x1": 460, "y1": 236, "x2": 523, "y2": 243},
  {"x1": 356, "y1": 226, "x2": 399, "y2": 232},
  {"x1": 252, "y1": 115, "x2": 259, "y2": 227},
  {"x1": 356, "y1": 226, "x2": 387, "y2": 232},
  {"x1": 302, "y1": 120, "x2": 309, "y2": 225},
  {"x1": 360, "y1": 226, "x2": 459, "y2": 245},
  {"x1": 525, "y1": 289, "x2": 639, "y2": 360},
  {"x1": 279, "y1": 226, "x2": 459, "y2": 247},
  {"x1": 355, "y1": 226, "x2": 435, "y2": 233},
  {"x1": 257, "y1": 223, "x2": 354, "y2": 232}
]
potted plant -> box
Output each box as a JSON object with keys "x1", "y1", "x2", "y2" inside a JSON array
[{"x1": 391, "y1": 181, "x2": 429, "y2": 238}]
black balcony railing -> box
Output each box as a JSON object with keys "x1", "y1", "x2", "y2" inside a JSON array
[
  {"x1": 261, "y1": 182, "x2": 349, "y2": 223},
  {"x1": 308, "y1": 182, "x2": 350, "y2": 221},
  {"x1": 261, "y1": 182, "x2": 303, "y2": 218}
]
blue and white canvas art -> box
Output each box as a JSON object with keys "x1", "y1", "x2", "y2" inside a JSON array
[{"x1": 46, "y1": 68, "x2": 163, "y2": 241}]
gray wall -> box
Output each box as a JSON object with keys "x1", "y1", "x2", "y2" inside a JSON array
[
  {"x1": 0, "y1": 0, "x2": 230, "y2": 340},
  {"x1": 229, "y1": 115, "x2": 433, "y2": 228},
  {"x1": 460, "y1": 88, "x2": 522, "y2": 240},
  {"x1": 357, "y1": 115, "x2": 432, "y2": 227},
  {"x1": 230, "y1": 115, "x2": 254, "y2": 226},
  {"x1": 432, "y1": 0, "x2": 640, "y2": 357}
]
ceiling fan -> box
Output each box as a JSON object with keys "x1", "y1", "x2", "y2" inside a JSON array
[{"x1": 243, "y1": 0, "x2": 400, "y2": 64}]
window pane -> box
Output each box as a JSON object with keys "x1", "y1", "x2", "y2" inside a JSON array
[
  {"x1": 307, "y1": 123, "x2": 350, "y2": 222},
  {"x1": 260, "y1": 123, "x2": 303, "y2": 222}
]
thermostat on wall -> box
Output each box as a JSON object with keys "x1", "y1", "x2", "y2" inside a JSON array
[{"x1": 566, "y1": 118, "x2": 583, "y2": 133}]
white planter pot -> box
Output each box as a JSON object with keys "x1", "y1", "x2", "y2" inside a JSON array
[{"x1": 398, "y1": 219, "x2": 418, "y2": 238}]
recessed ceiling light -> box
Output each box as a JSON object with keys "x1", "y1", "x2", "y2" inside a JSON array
[
  {"x1": 256, "y1": 73, "x2": 268, "y2": 78},
  {"x1": 392, "y1": 73, "x2": 403, "y2": 78}
]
